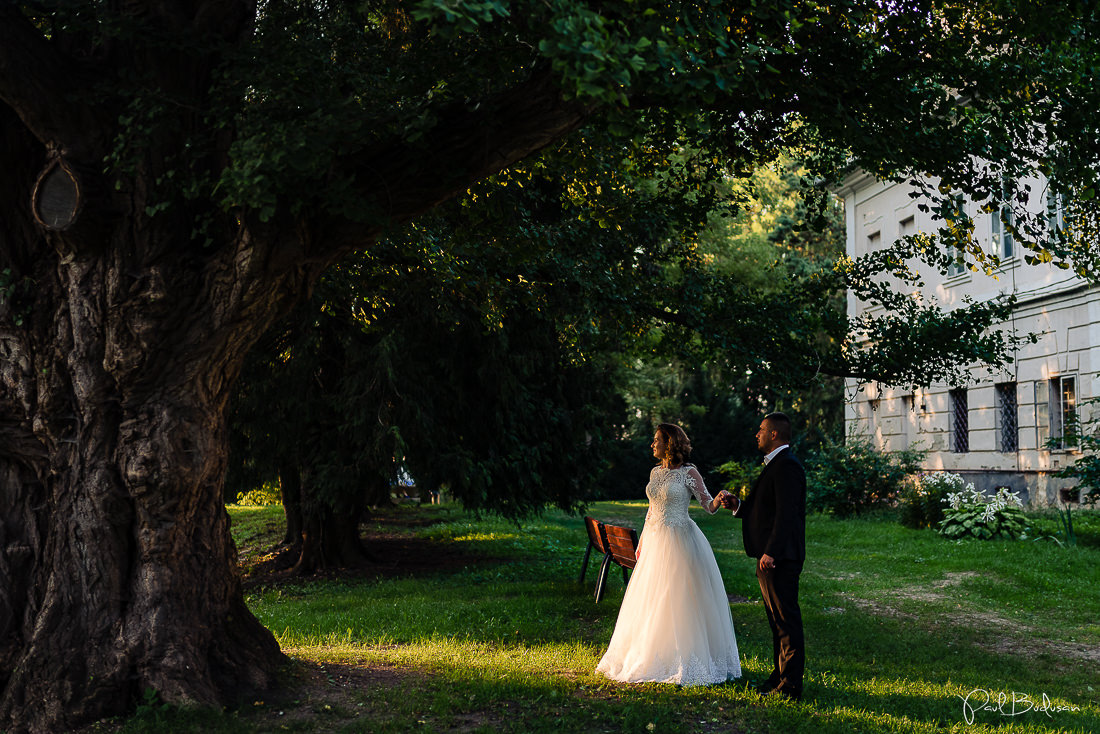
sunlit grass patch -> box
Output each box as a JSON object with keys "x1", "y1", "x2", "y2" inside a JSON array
[{"x1": 222, "y1": 502, "x2": 1100, "y2": 733}]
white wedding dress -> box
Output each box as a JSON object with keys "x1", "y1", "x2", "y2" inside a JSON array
[{"x1": 596, "y1": 465, "x2": 741, "y2": 685}]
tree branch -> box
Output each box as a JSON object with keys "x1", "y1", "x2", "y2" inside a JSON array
[{"x1": 317, "y1": 68, "x2": 593, "y2": 258}]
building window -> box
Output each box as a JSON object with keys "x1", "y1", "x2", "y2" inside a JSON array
[
  {"x1": 901, "y1": 393, "x2": 914, "y2": 447},
  {"x1": 992, "y1": 178, "x2": 1015, "y2": 259},
  {"x1": 946, "y1": 247, "x2": 966, "y2": 277},
  {"x1": 949, "y1": 388, "x2": 969, "y2": 453},
  {"x1": 1038, "y1": 376, "x2": 1078, "y2": 450},
  {"x1": 1052, "y1": 376, "x2": 1078, "y2": 450},
  {"x1": 867, "y1": 230, "x2": 881, "y2": 253},
  {"x1": 946, "y1": 196, "x2": 968, "y2": 277},
  {"x1": 995, "y1": 382, "x2": 1018, "y2": 453},
  {"x1": 991, "y1": 206, "x2": 1014, "y2": 259},
  {"x1": 1036, "y1": 381, "x2": 1049, "y2": 449},
  {"x1": 1046, "y1": 189, "x2": 1064, "y2": 237},
  {"x1": 898, "y1": 216, "x2": 916, "y2": 237}
]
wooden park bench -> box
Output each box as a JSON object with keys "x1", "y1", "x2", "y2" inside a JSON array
[{"x1": 578, "y1": 516, "x2": 639, "y2": 603}]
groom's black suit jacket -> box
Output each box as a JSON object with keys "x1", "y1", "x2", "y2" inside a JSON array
[{"x1": 738, "y1": 448, "x2": 806, "y2": 562}]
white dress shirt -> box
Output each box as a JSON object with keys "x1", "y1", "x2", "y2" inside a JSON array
[{"x1": 763, "y1": 444, "x2": 790, "y2": 466}]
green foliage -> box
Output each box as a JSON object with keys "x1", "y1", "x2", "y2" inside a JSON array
[
  {"x1": 19, "y1": 1, "x2": 1093, "y2": 389},
  {"x1": 132, "y1": 688, "x2": 164, "y2": 724},
  {"x1": 229, "y1": 193, "x2": 633, "y2": 519},
  {"x1": 0, "y1": 267, "x2": 34, "y2": 327},
  {"x1": 715, "y1": 458, "x2": 760, "y2": 501},
  {"x1": 229, "y1": 143, "x2": 849, "y2": 517},
  {"x1": 593, "y1": 154, "x2": 846, "y2": 501},
  {"x1": 234, "y1": 483, "x2": 282, "y2": 507},
  {"x1": 938, "y1": 486, "x2": 1027, "y2": 541},
  {"x1": 115, "y1": 0, "x2": 1100, "y2": 388},
  {"x1": 806, "y1": 434, "x2": 925, "y2": 517},
  {"x1": 1021, "y1": 506, "x2": 1100, "y2": 548},
  {"x1": 15, "y1": 1, "x2": 1100, "y2": 384},
  {"x1": 899, "y1": 472, "x2": 965, "y2": 529},
  {"x1": 1053, "y1": 505, "x2": 1078, "y2": 547}
]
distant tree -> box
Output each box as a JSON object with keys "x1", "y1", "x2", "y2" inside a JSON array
[
  {"x1": 225, "y1": 130, "x2": 705, "y2": 570},
  {"x1": 228, "y1": 250, "x2": 627, "y2": 571},
  {"x1": 600, "y1": 156, "x2": 847, "y2": 497}
]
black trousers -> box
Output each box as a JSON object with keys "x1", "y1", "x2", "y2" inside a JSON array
[{"x1": 756, "y1": 559, "x2": 804, "y2": 695}]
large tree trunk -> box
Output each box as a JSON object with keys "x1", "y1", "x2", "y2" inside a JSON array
[
  {"x1": 289, "y1": 474, "x2": 374, "y2": 575},
  {"x1": 0, "y1": 100, "x2": 308, "y2": 726},
  {"x1": 0, "y1": 221, "x2": 310, "y2": 731}
]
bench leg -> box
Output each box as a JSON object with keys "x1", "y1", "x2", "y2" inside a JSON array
[
  {"x1": 578, "y1": 542, "x2": 593, "y2": 583},
  {"x1": 621, "y1": 565, "x2": 629, "y2": 586},
  {"x1": 594, "y1": 554, "x2": 612, "y2": 603}
]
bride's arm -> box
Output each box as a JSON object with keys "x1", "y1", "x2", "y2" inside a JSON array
[
  {"x1": 637, "y1": 468, "x2": 656, "y2": 559},
  {"x1": 685, "y1": 467, "x2": 726, "y2": 514}
]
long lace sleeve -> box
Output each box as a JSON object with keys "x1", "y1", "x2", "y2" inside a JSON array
[
  {"x1": 684, "y1": 467, "x2": 718, "y2": 514},
  {"x1": 644, "y1": 467, "x2": 657, "y2": 526}
]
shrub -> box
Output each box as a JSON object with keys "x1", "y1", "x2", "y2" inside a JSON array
[
  {"x1": 235, "y1": 482, "x2": 282, "y2": 506},
  {"x1": 938, "y1": 485, "x2": 1026, "y2": 540},
  {"x1": 806, "y1": 434, "x2": 925, "y2": 517},
  {"x1": 715, "y1": 458, "x2": 761, "y2": 501},
  {"x1": 899, "y1": 472, "x2": 964, "y2": 529}
]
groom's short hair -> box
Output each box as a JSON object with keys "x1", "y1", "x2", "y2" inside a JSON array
[{"x1": 763, "y1": 412, "x2": 793, "y2": 443}]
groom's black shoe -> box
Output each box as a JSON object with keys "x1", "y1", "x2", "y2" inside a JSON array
[
  {"x1": 763, "y1": 687, "x2": 801, "y2": 702},
  {"x1": 755, "y1": 677, "x2": 781, "y2": 695}
]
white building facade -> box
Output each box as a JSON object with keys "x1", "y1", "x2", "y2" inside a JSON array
[{"x1": 836, "y1": 171, "x2": 1099, "y2": 506}]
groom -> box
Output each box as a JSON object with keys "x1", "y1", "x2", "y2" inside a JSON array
[{"x1": 720, "y1": 412, "x2": 806, "y2": 701}]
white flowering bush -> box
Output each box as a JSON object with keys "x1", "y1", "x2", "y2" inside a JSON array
[
  {"x1": 938, "y1": 484, "x2": 1026, "y2": 540},
  {"x1": 900, "y1": 471, "x2": 968, "y2": 529}
]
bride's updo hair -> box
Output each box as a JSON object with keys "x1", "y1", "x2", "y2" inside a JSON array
[{"x1": 656, "y1": 423, "x2": 692, "y2": 466}]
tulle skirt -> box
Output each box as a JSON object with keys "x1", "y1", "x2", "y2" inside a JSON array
[{"x1": 595, "y1": 520, "x2": 741, "y2": 685}]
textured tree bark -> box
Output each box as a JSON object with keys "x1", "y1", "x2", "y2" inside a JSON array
[
  {"x1": 0, "y1": 209, "x2": 313, "y2": 731},
  {"x1": 278, "y1": 462, "x2": 304, "y2": 550},
  {"x1": 0, "y1": 87, "x2": 310, "y2": 726}
]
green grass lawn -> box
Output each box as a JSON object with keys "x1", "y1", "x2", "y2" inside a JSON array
[{"x1": 112, "y1": 502, "x2": 1100, "y2": 733}]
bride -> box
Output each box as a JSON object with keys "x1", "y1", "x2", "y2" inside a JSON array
[{"x1": 596, "y1": 423, "x2": 741, "y2": 685}]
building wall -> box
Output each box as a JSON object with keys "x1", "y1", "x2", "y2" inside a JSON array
[{"x1": 837, "y1": 173, "x2": 1097, "y2": 506}]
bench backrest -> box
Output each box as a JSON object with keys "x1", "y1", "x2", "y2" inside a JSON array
[
  {"x1": 602, "y1": 523, "x2": 639, "y2": 570},
  {"x1": 583, "y1": 516, "x2": 608, "y2": 554}
]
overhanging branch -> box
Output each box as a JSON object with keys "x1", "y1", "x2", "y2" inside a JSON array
[{"x1": 317, "y1": 68, "x2": 593, "y2": 259}]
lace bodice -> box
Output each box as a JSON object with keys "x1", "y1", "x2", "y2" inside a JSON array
[{"x1": 644, "y1": 465, "x2": 717, "y2": 529}]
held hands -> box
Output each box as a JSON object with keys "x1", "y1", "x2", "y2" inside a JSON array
[{"x1": 718, "y1": 491, "x2": 739, "y2": 511}]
